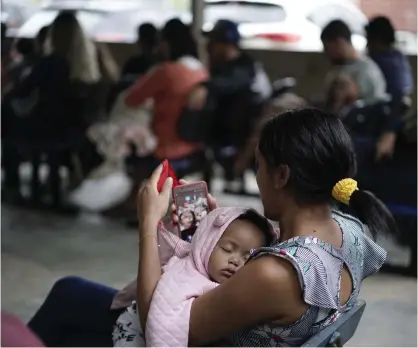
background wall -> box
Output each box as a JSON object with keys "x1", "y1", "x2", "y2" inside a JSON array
[{"x1": 356, "y1": 0, "x2": 417, "y2": 33}]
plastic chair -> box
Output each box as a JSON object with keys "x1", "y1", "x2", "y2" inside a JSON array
[{"x1": 302, "y1": 300, "x2": 366, "y2": 347}]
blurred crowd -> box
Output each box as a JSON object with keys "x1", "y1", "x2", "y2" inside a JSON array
[{"x1": 0, "y1": 12, "x2": 415, "y2": 220}]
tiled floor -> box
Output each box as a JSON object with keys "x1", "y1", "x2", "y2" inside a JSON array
[{"x1": 1, "y1": 191, "x2": 417, "y2": 347}]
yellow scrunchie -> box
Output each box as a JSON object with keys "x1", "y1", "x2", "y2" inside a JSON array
[{"x1": 332, "y1": 178, "x2": 358, "y2": 205}]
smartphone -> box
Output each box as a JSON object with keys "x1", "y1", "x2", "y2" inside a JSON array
[{"x1": 172, "y1": 181, "x2": 209, "y2": 242}]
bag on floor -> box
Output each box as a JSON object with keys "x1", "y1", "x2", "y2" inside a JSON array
[{"x1": 68, "y1": 166, "x2": 132, "y2": 212}]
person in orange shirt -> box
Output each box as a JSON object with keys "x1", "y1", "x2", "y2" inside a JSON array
[
  {"x1": 124, "y1": 18, "x2": 208, "y2": 163},
  {"x1": 115, "y1": 18, "x2": 208, "y2": 217}
]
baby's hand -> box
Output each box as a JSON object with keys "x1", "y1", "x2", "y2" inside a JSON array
[{"x1": 171, "y1": 179, "x2": 218, "y2": 224}]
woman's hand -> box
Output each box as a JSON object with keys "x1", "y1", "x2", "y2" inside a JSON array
[
  {"x1": 171, "y1": 179, "x2": 218, "y2": 224},
  {"x1": 137, "y1": 164, "x2": 173, "y2": 229}
]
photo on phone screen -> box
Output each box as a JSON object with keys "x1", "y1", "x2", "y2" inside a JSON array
[{"x1": 174, "y1": 183, "x2": 209, "y2": 242}]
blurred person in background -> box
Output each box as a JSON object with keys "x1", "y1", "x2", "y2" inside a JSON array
[
  {"x1": 35, "y1": 25, "x2": 49, "y2": 56},
  {"x1": 366, "y1": 16, "x2": 413, "y2": 102},
  {"x1": 2, "y1": 38, "x2": 36, "y2": 95},
  {"x1": 109, "y1": 18, "x2": 208, "y2": 215},
  {"x1": 106, "y1": 23, "x2": 158, "y2": 109},
  {"x1": 124, "y1": 18, "x2": 207, "y2": 161},
  {"x1": 2, "y1": 11, "x2": 102, "y2": 196},
  {"x1": 3, "y1": 10, "x2": 101, "y2": 139},
  {"x1": 321, "y1": 20, "x2": 387, "y2": 106},
  {"x1": 188, "y1": 19, "x2": 272, "y2": 111},
  {"x1": 120, "y1": 23, "x2": 158, "y2": 89},
  {"x1": 187, "y1": 19, "x2": 271, "y2": 191},
  {"x1": 365, "y1": 16, "x2": 414, "y2": 161},
  {"x1": 95, "y1": 41, "x2": 120, "y2": 114}
]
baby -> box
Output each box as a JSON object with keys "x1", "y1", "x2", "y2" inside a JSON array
[{"x1": 113, "y1": 207, "x2": 277, "y2": 347}]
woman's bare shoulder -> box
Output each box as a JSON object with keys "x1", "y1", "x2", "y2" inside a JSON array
[{"x1": 189, "y1": 255, "x2": 305, "y2": 346}]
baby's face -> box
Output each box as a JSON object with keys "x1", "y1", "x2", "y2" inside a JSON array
[{"x1": 207, "y1": 220, "x2": 267, "y2": 284}]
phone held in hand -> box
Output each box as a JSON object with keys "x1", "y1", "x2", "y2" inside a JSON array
[{"x1": 172, "y1": 181, "x2": 209, "y2": 242}]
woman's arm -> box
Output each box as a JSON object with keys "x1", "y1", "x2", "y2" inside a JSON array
[
  {"x1": 189, "y1": 255, "x2": 307, "y2": 346},
  {"x1": 136, "y1": 165, "x2": 174, "y2": 332},
  {"x1": 137, "y1": 217, "x2": 162, "y2": 331},
  {"x1": 125, "y1": 65, "x2": 166, "y2": 108}
]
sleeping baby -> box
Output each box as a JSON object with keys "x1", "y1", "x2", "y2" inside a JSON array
[{"x1": 113, "y1": 207, "x2": 278, "y2": 347}]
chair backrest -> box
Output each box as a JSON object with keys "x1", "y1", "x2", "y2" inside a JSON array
[{"x1": 302, "y1": 300, "x2": 366, "y2": 347}]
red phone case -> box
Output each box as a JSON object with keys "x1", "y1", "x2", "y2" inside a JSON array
[{"x1": 157, "y1": 159, "x2": 180, "y2": 193}]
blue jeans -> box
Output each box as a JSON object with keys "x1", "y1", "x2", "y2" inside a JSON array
[{"x1": 28, "y1": 276, "x2": 124, "y2": 347}]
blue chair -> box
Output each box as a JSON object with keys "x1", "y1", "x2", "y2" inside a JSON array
[{"x1": 302, "y1": 300, "x2": 366, "y2": 347}]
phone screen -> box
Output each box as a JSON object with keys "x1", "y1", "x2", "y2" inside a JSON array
[{"x1": 174, "y1": 183, "x2": 209, "y2": 242}]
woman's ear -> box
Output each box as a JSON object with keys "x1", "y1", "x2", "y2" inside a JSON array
[{"x1": 274, "y1": 165, "x2": 290, "y2": 190}]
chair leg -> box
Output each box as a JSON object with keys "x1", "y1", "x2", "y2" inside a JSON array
[
  {"x1": 30, "y1": 153, "x2": 41, "y2": 203},
  {"x1": 2, "y1": 147, "x2": 21, "y2": 190},
  {"x1": 49, "y1": 154, "x2": 61, "y2": 206}
]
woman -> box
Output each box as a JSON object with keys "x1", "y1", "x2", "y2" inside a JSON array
[
  {"x1": 109, "y1": 18, "x2": 208, "y2": 216},
  {"x1": 124, "y1": 18, "x2": 207, "y2": 168},
  {"x1": 136, "y1": 108, "x2": 393, "y2": 346},
  {"x1": 27, "y1": 108, "x2": 393, "y2": 347}
]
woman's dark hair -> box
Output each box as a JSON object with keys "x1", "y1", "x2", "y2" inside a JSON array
[
  {"x1": 258, "y1": 108, "x2": 397, "y2": 239},
  {"x1": 365, "y1": 16, "x2": 396, "y2": 46},
  {"x1": 180, "y1": 210, "x2": 197, "y2": 224},
  {"x1": 161, "y1": 18, "x2": 198, "y2": 60},
  {"x1": 237, "y1": 209, "x2": 275, "y2": 245},
  {"x1": 15, "y1": 38, "x2": 34, "y2": 56},
  {"x1": 137, "y1": 22, "x2": 157, "y2": 50},
  {"x1": 180, "y1": 210, "x2": 198, "y2": 241},
  {"x1": 321, "y1": 20, "x2": 352, "y2": 43}
]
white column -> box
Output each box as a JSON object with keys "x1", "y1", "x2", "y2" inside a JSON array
[{"x1": 190, "y1": 0, "x2": 206, "y2": 63}]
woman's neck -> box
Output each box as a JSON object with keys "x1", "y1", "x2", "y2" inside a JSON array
[{"x1": 277, "y1": 203, "x2": 334, "y2": 242}]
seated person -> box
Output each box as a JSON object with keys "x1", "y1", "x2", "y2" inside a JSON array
[
  {"x1": 121, "y1": 19, "x2": 208, "y2": 212},
  {"x1": 135, "y1": 111, "x2": 393, "y2": 346},
  {"x1": 27, "y1": 109, "x2": 393, "y2": 347},
  {"x1": 120, "y1": 23, "x2": 158, "y2": 90},
  {"x1": 2, "y1": 38, "x2": 36, "y2": 94},
  {"x1": 321, "y1": 20, "x2": 387, "y2": 106},
  {"x1": 3, "y1": 11, "x2": 101, "y2": 140},
  {"x1": 187, "y1": 20, "x2": 271, "y2": 185},
  {"x1": 366, "y1": 16, "x2": 413, "y2": 103},
  {"x1": 365, "y1": 16, "x2": 414, "y2": 160},
  {"x1": 188, "y1": 19, "x2": 271, "y2": 113},
  {"x1": 106, "y1": 23, "x2": 158, "y2": 109},
  {"x1": 321, "y1": 20, "x2": 400, "y2": 161},
  {"x1": 113, "y1": 207, "x2": 277, "y2": 347}
]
